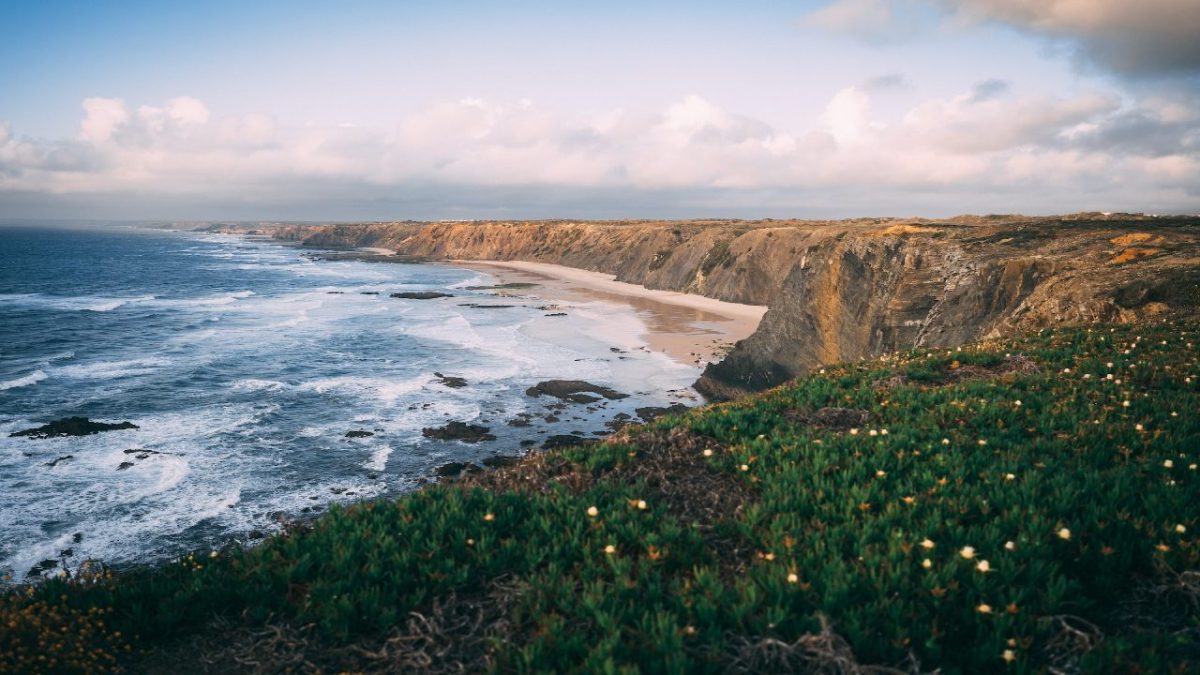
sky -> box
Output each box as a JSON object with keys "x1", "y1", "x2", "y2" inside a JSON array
[{"x1": 1, "y1": 0, "x2": 1198, "y2": 220}]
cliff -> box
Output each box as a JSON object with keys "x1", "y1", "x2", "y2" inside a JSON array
[{"x1": 273, "y1": 215, "x2": 1200, "y2": 398}]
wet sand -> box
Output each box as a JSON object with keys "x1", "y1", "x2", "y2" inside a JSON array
[{"x1": 450, "y1": 260, "x2": 767, "y2": 368}]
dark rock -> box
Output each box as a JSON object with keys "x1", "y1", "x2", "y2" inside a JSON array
[
  {"x1": 326, "y1": 291, "x2": 345, "y2": 294},
  {"x1": 519, "y1": 440, "x2": 536, "y2": 447},
  {"x1": 391, "y1": 291, "x2": 453, "y2": 300},
  {"x1": 542, "y1": 434, "x2": 595, "y2": 450},
  {"x1": 460, "y1": 303, "x2": 514, "y2": 309},
  {"x1": 507, "y1": 415, "x2": 533, "y2": 427},
  {"x1": 359, "y1": 291, "x2": 380, "y2": 295},
  {"x1": 59, "y1": 548, "x2": 73, "y2": 557},
  {"x1": 435, "y1": 461, "x2": 480, "y2": 478},
  {"x1": 525, "y1": 380, "x2": 629, "y2": 403},
  {"x1": 422, "y1": 421, "x2": 496, "y2": 443},
  {"x1": 345, "y1": 430, "x2": 375, "y2": 438},
  {"x1": 44, "y1": 455, "x2": 73, "y2": 468},
  {"x1": 635, "y1": 403, "x2": 691, "y2": 422},
  {"x1": 248, "y1": 530, "x2": 265, "y2": 540},
  {"x1": 11, "y1": 417, "x2": 139, "y2": 439},
  {"x1": 481, "y1": 455, "x2": 520, "y2": 469},
  {"x1": 117, "y1": 461, "x2": 134, "y2": 471},
  {"x1": 463, "y1": 282, "x2": 538, "y2": 290},
  {"x1": 544, "y1": 415, "x2": 561, "y2": 423},
  {"x1": 27, "y1": 559, "x2": 58, "y2": 577},
  {"x1": 544, "y1": 312, "x2": 568, "y2": 317},
  {"x1": 72, "y1": 532, "x2": 83, "y2": 544},
  {"x1": 433, "y1": 372, "x2": 468, "y2": 388}
]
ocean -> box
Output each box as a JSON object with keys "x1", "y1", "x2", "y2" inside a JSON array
[{"x1": 0, "y1": 225, "x2": 697, "y2": 581}]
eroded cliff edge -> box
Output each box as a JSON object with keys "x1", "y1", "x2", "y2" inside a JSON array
[{"x1": 263, "y1": 215, "x2": 1200, "y2": 399}]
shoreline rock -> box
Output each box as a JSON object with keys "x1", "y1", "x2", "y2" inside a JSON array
[
  {"x1": 11, "y1": 417, "x2": 139, "y2": 439},
  {"x1": 525, "y1": 380, "x2": 629, "y2": 403},
  {"x1": 422, "y1": 421, "x2": 496, "y2": 443}
]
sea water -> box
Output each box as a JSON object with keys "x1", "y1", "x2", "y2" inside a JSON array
[{"x1": 0, "y1": 225, "x2": 697, "y2": 580}]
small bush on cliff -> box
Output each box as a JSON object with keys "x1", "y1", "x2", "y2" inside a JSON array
[{"x1": 3, "y1": 322, "x2": 1198, "y2": 673}]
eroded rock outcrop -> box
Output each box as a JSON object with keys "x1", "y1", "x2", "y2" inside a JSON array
[{"x1": 271, "y1": 215, "x2": 1200, "y2": 398}]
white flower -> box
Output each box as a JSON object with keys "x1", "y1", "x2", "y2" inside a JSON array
[
  {"x1": 1005, "y1": 541, "x2": 1016, "y2": 551},
  {"x1": 1004, "y1": 473, "x2": 1016, "y2": 481},
  {"x1": 875, "y1": 469, "x2": 886, "y2": 478},
  {"x1": 869, "y1": 429, "x2": 879, "y2": 437},
  {"x1": 849, "y1": 428, "x2": 859, "y2": 436},
  {"x1": 1135, "y1": 424, "x2": 1144, "y2": 431},
  {"x1": 977, "y1": 603, "x2": 992, "y2": 614},
  {"x1": 921, "y1": 558, "x2": 932, "y2": 569},
  {"x1": 739, "y1": 464, "x2": 750, "y2": 472},
  {"x1": 1164, "y1": 460, "x2": 1175, "y2": 468},
  {"x1": 1176, "y1": 524, "x2": 1187, "y2": 534},
  {"x1": 787, "y1": 572, "x2": 799, "y2": 583},
  {"x1": 1002, "y1": 649, "x2": 1016, "y2": 663},
  {"x1": 976, "y1": 560, "x2": 991, "y2": 573},
  {"x1": 587, "y1": 506, "x2": 599, "y2": 518},
  {"x1": 636, "y1": 499, "x2": 648, "y2": 510},
  {"x1": 1013, "y1": 400, "x2": 1022, "y2": 407},
  {"x1": 483, "y1": 513, "x2": 495, "y2": 522},
  {"x1": 1122, "y1": 400, "x2": 1131, "y2": 408},
  {"x1": 920, "y1": 538, "x2": 935, "y2": 549},
  {"x1": 881, "y1": 429, "x2": 889, "y2": 436},
  {"x1": 960, "y1": 546, "x2": 976, "y2": 559},
  {"x1": 1062, "y1": 368, "x2": 1071, "y2": 374},
  {"x1": 702, "y1": 448, "x2": 713, "y2": 457},
  {"x1": 977, "y1": 439, "x2": 988, "y2": 446},
  {"x1": 604, "y1": 544, "x2": 616, "y2": 555},
  {"x1": 1057, "y1": 528, "x2": 1071, "y2": 540}
]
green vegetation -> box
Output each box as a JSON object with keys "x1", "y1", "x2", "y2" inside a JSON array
[{"x1": 3, "y1": 322, "x2": 1198, "y2": 673}]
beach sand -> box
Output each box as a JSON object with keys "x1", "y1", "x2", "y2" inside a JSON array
[{"x1": 451, "y1": 260, "x2": 768, "y2": 368}]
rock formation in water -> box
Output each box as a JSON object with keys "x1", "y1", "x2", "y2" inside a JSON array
[{"x1": 266, "y1": 214, "x2": 1200, "y2": 398}]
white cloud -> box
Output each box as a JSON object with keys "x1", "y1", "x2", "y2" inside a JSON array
[{"x1": 1, "y1": 87, "x2": 1197, "y2": 216}]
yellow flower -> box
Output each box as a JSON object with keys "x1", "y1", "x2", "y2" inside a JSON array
[
  {"x1": 1005, "y1": 541, "x2": 1016, "y2": 551},
  {"x1": 1004, "y1": 473, "x2": 1016, "y2": 481},
  {"x1": 1002, "y1": 649, "x2": 1016, "y2": 663},
  {"x1": 960, "y1": 546, "x2": 976, "y2": 559},
  {"x1": 875, "y1": 469, "x2": 887, "y2": 478},
  {"x1": 740, "y1": 464, "x2": 750, "y2": 472},
  {"x1": 869, "y1": 429, "x2": 879, "y2": 437},
  {"x1": 702, "y1": 448, "x2": 713, "y2": 457},
  {"x1": 466, "y1": 538, "x2": 475, "y2": 546},
  {"x1": 921, "y1": 558, "x2": 932, "y2": 569},
  {"x1": 1013, "y1": 400, "x2": 1022, "y2": 407},
  {"x1": 586, "y1": 506, "x2": 599, "y2": 518},
  {"x1": 683, "y1": 625, "x2": 697, "y2": 636},
  {"x1": 483, "y1": 513, "x2": 495, "y2": 522},
  {"x1": 976, "y1": 560, "x2": 991, "y2": 573},
  {"x1": 977, "y1": 439, "x2": 988, "y2": 446},
  {"x1": 941, "y1": 438, "x2": 950, "y2": 445},
  {"x1": 1057, "y1": 528, "x2": 1071, "y2": 540},
  {"x1": 920, "y1": 538, "x2": 935, "y2": 549},
  {"x1": 604, "y1": 544, "x2": 617, "y2": 555},
  {"x1": 1164, "y1": 460, "x2": 1175, "y2": 468},
  {"x1": 209, "y1": 551, "x2": 219, "y2": 559},
  {"x1": 1175, "y1": 524, "x2": 1187, "y2": 534},
  {"x1": 902, "y1": 496, "x2": 915, "y2": 505},
  {"x1": 849, "y1": 428, "x2": 859, "y2": 435},
  {"x1": 636, "y1": 499, "x2": 648, "y2": 510},
  {"x1": 1156, "y1": 543, "x2": 1170, "y2": 552},
  {"x1": 764, "y1": 552, "x2": 776, "y2": 561},
  {"x1": 977, "y1": 603, "x2": 993, "y2": 614},
  {"x1": 786, "y1": 572, "x2": 799, "y2": 584}
]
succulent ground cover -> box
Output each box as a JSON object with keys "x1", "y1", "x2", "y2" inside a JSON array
[{"x1": 2, "y1": 321, "x2": 1197, "y2": 673}]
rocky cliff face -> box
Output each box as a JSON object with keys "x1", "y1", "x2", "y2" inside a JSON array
[{"x1": 274, "y1": 216, "x2": 1200, "y2": 399}]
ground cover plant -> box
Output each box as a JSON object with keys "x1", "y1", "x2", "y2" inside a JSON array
[{"x1": 2, "y1": 321, "x2": 1197, "y2": 673}]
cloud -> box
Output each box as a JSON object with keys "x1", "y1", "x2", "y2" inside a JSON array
[
  {"x1": 805, "y1": 0, "x2": 1200, "y2": 77},
  {"x1": 802, "y1": 0, "x2": 924, "y2": 42},
  {"x1": 967, "y1": 78, "x2": 1009, "y2": 103},
  {"x1": 941, "y1": 0, "x2": 1200, "y2": 77},
  {"x1": 1, "y1": 88, "x2": 1197, "y2": 218}
]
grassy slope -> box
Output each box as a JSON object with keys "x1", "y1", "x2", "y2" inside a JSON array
[{"x1": 3, "y1": 322, "x2": 1198, "y2": 674}]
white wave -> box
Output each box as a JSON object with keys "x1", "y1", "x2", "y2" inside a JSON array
[
  {"x1": 0, "y1": 370, "x2": 47, "y2": 391},
  {"x1": 55, "y1": 356, "x2": 173, "y2": 380},
  {"x1": 363, "y1": 446, "x2": 393, "y2": 472},
  {"x1": 0, "y1": 293, "x2": 156, "y2": 312},
  {"x1": 230, "y1": 378, "x2": 287, "y2": 392},
  {"x1": 298, "y1": 375, "x2": 427, "y2": 404}
]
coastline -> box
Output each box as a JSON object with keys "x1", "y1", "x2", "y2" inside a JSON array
[{"x1": 448, "y1": 259, "x2": 768, "y2": 368}]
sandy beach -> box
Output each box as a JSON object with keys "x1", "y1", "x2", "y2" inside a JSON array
[{"x1": 451, "y1": 260, "x2": 768, "y2": 367}]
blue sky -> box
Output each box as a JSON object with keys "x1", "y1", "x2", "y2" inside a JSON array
[{"x1": 1, "y1": 0, "x2": 1197, "y2": 219}]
